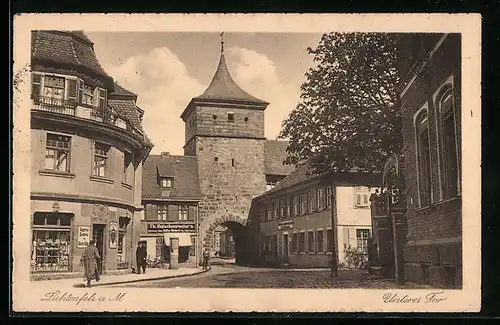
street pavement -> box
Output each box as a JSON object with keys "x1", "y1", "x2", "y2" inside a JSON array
[
  {"x1": 108, "y1": 262, "x2": 429, "y2": 289},
  {"x1": 29, "y1": 267, "x2": 207, "y2": 290}
]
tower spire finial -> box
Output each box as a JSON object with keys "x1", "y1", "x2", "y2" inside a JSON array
[{"x1": 220, "y1": 32, "x2": 224, "y2": 53}]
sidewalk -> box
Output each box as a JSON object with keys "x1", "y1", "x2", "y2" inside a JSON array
[{"x1": 30, "y1": 267, "x2": 210, "y2": 289}]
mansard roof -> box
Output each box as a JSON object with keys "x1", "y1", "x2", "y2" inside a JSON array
[{"x1": 31, "y1": 30, "x2": 113, "y2": 84}]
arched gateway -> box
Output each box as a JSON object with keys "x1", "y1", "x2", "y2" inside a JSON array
[{"x1": 200, "y1": 214, "x2": 249, "y2": 264}]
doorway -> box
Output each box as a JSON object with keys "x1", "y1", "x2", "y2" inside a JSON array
[
  {"x1": 92, "y1": 224, "x2": 105, "y2": 274},
  {"x1": 283, "y1": 233, "x2": 289, "y2": 264}
]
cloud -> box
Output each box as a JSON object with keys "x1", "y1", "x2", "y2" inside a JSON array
[
  {"x1": 105, "y1": 45, "x2": 299, "y2": 155},
  {"x1": 105, "y1": 47, "x2": 205, "y2": 155},
  {"x1": 227, "y1": 46, "x2": 299, "y2": 140}
]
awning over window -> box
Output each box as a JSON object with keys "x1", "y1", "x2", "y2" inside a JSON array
[{"x1": 163, "y1": 233, "x2": 193, "y2": 246}]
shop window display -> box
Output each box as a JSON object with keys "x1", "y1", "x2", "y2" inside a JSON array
[{"x1": 31, "y1": 212, "x2": 73, "y2": 273}]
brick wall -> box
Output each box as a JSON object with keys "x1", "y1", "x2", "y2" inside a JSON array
[{"x1": 400, "y1": 34, "x2": 462, "y2": 288}]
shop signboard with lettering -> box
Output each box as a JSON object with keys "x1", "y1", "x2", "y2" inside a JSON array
[
  {"x1": 147, "y1": 223, "x2": 195, "y2": 233},
  {"x1": 77, "y1": 226, "x2": 91, "y2": 248},
  {"x1": 278, "y1": 220, "x2": 294, "y2": 230}
]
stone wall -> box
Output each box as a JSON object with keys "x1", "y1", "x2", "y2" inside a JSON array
[{"x1": 194, "y1": 136, "x2": 267, "y2": 249}]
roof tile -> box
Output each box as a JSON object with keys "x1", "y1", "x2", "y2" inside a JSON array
[
  {"x1": 264, "y1": 140, "x2": 295, "y2": 176},
  {"x1": 142, "y1": 155, "x2": 202, "y2": 200}
]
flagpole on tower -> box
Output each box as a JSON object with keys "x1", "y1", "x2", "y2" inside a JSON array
[{"x1": 220, "y1": 32, "x2": 224, "y2": 53}]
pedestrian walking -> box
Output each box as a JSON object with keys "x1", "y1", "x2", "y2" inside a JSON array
[
  {"x1": 136, "y1": 241, "x2": 147, "y2": 274},
  {"x1": 202, "y1": 248, "x2": 210, "y2": 270},
  {"x1": 80, "y1": 239, "x2": 100, "y2": 288}
]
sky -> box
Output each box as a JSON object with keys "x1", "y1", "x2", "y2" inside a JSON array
[{"x1": 87, "y1": 32, "x2": 322, "y2": 155}]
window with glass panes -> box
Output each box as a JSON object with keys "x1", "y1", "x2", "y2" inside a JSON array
[
  {"x1": 178, "y1": 205, "x2": 188, "y2": 221},
  {"x1": 438, "y1": 87, "x2": 459, "y2": 199},
  {"x1": 93, "y1": 142, "x2": 110, "y2": 177},
  {"x1": 354, "y1": 186, "x2": 370, "y2": 208},
  {"x1": 356, "y1": 229, "x2": 370, "y2": 252},
  {"x1": 326, "y1": 229, "x2": 333, "y2": 252},
  {"x1": 279, "y1": 199, "x2": 285, "y2": 218},
  {"x1": 307, "y1": 231, "x2": 314, "y2": 253},
  {"x1": 298, "y1": 232, "x2": 305, "y2": 252},
  {"x1": 300, "y1": 194, "x2": 307, "y2": 214},
  {"x1": 82, "y1": 84, "x2": 95, "y2": 105},
  {"x1": 317, "y1": 230, "x2": 324, "y2": 252},
  {"x1": 45, "y1": 133, "x2": 71, "y2": 172},
  {"x1": 416, "y1": 111, "x2": 432, "y2": 206},
  {"x1": 31, "y1": 212, "x2": 73, "y2": 273},
  {"x1": 326, "y1": 186, "x2": 332, "y2": 207},
  {"x1": 317, "y1": 188, "x2": 325, "y2": 209},
  {"x1": 160, "y1": 177, "x2": 173, "y2": 188},
  {"x1": 293, "y1": 196, "x2": 299, "y2": 215},
  {"x1": 43, "y1": 75, "x2": 65, "y2": 100},
  {"x1": 157, "y1": 205, "x2": 168, "y2": 220}
]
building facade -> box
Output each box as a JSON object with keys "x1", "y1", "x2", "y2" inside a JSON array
[
  {"x1": 178, "y1": 43, "x2": 293, "y2": 263},
  {"x1": 140, "y1": 153, "x2": 201, "y2": 267},
  {"x1": 30, "y1": 31, "x2": 152, "y2": 278},
  {"x1": 397, "y1": 33, "x2": 462, "y2": 288},
  {"x1": 249, "y1": 165, "x2": 377, "y2": 268}
]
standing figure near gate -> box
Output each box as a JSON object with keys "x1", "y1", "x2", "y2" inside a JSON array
[
  {"x1": 80, "y1": 240, "x2": 101, "y2": 288},
  {"x1": 202, "y1": 248, "x2": 210, "y2": 270}
]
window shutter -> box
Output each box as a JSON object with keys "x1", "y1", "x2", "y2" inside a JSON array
[
  {"x1": 99, "y1": 88, "x2": 107, "y2": 110},
  {"x1": 188, "y1": 206, "x2": 196, "y2": 221},
  {"x1": 145, "y1": 204, "x2": 158, "y2": 221},
  {"x1": 31, "y1": 73, "x2": 42, "y2": 100},
  {"x1": 168, "y1": 204, "x2": 179, "y2": 221},
  {"x1": 67, "y1": 78, "x2": 78, "y2": 101},
  {"x1": 349, "y1": 228, "x2": 357, "y2": 250},
  {"x1": 342, "y1": 228, "x2": 350, "y2": 252},
  {"x1": 78, "y1": 79, "x2": 84, "y2": 103}
]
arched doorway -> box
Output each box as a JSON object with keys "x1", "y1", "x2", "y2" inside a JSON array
[{"x1": 201, "y1": 215, "x2": 251, "y2": 266}]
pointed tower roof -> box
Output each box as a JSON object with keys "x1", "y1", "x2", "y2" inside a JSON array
[
  {"x1": 194, "y1": 53, "x2": 268, "y2": 105},
  {"x1": 193, "y1": 33, "x2": 268, "y2": 105}
]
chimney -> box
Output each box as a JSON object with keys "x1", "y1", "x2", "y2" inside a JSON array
[{"x1": 161, "y1": 152, "x2": 170, "y2": 157}]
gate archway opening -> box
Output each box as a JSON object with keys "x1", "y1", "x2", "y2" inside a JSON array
[{"x1": 202, "y1": 217, "x2": 251, "y2": 266}]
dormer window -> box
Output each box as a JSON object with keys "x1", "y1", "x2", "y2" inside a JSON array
[{"x1": 160, "y1": 177, "x2": 174, "y2": 188}]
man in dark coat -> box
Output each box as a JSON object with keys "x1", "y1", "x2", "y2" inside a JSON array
[
  {"x1": 202, "y1": 248, "x2": 210, "y2": 270},
  {"x1": 80, "y1": 240, "x2": 100, "y2": 288},
  {"x1": 136, "y1": 241, "x2": 147, "y2": 274}
]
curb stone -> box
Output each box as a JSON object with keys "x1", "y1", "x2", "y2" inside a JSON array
[{"x1": 78, "y1": 267, "x2": 212, "y2": 287}]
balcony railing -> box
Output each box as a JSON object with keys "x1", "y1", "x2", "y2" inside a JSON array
[
  {"x1": 32, "y1": 96, "x2": 77, "y2": 116},
  {"x1": 32, "y1": 96, "x2": 145, "y2": 143}
]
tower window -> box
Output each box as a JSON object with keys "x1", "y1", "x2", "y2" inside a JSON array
[
  {"x1": 214, "y1": 157, "x2": 218, "y2": 162},
  {"x1": 213, "y1": 115, "x2": 217, "y2": 120},
  {"x1": 244, "y1": 117, "x2": 249, "y2": 122},
  {"x1": 228, "y1": 112, "x2": 234, "y2": 122},
  {"x1": 231, "y1": 158, "x2": 235, "y2": 167}
]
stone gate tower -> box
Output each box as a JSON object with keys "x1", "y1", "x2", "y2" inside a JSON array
[{"x1": 180, "y1": 37, "x2": 269, "y2": 262}]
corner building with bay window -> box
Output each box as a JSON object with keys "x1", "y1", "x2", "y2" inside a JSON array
[{"x1": 30, "y1": 30, "x2": 153, "y2": 278}]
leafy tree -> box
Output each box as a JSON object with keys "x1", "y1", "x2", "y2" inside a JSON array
[{"x1": 280, "y1": 33, "x2": 403, "y2": 176}]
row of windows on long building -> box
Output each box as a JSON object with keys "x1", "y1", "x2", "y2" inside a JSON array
[{"x1": 263, "y1": 186, "x2": 371, "y2": 222}]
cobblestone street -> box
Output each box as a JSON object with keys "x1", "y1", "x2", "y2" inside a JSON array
[{"x1": 108, "y1": 264, "x2": 428, "y2": 289}]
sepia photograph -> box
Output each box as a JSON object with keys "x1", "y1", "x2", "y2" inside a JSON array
[{"x1": 12, "y1": 14, "x2": 481, "y2": 313}]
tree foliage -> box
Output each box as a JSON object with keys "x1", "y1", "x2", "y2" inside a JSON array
[{"x1": 280, "y1": 33, "x2": 403, "y2": 176}]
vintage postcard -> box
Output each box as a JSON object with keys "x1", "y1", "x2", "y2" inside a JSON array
[{"x1": 12, "y1": 13, "x2": 481, "y2": 313}]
